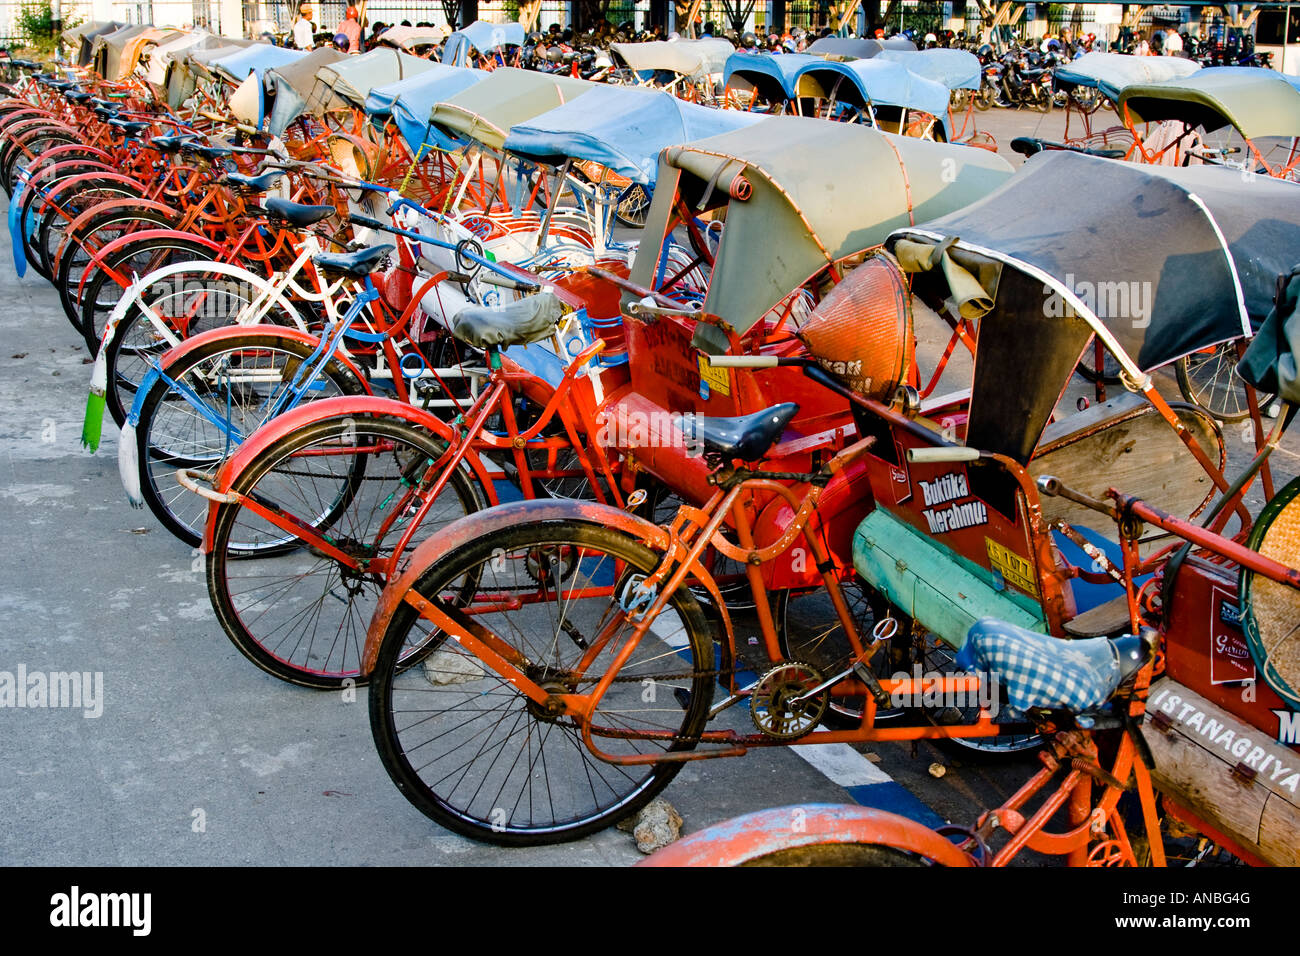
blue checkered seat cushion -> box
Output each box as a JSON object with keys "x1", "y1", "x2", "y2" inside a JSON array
[{"x1": 955, "y1": 618, "x2": 1122, "y2": 717}]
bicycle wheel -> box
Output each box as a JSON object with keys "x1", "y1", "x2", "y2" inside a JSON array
[
  {"x1": 132, "y1": 331, "x2": 368, "y2": 547},
  {"x1": 34, "y1": 178, "x2": 141, "y2": 285},
  {"x1": 369, "y1": 519, "x2": 714, "y2": 845},
  {"x1": 614, "y1": 183, "x2": 651, "y2": 229},
  {"x1": 102, "y1": 259, "x2": 301, "y2": 427},
  {"x1": 207, "y1": 413, "x2": 486, "y2": 689},
  {"x1": 1176, "y1": 342, "x2": 1274, "y2": 423}
]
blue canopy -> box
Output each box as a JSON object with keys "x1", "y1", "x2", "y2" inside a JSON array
[
  {"x1": 723, "y1": 51, "x2": 820, "y2": 103},
  {"x1": 1054, "y1": 51, "x2": 1199, "y2": 101},
  {"x1": 368, "y1": 66, "x2": 488, "y2": 155},
  {"x1": 793, "y1": 58, "x2": 952, "y2": 135},
  {"x1": 442, "y1": 20, "x2": 526, "y2": 67},
  {"x1": 210, "y1": 43, "x2": 305, "y2": 82},
  {"x1": 878, "y1": 48, "x2": 980, "y2": 91},
  {"x1": 504, "y1": 84, "x2": 762, "y2": 187}
]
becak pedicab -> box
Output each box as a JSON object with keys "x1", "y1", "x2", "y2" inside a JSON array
[
  {"x1": 441, "y1": 20, "x2": 526, "y2": 70},
  {"x1": 503, "y1": 82, "x2": 761, "y2": 235},
  {"x1": 1117, "y1": 66, "x2": 1300, "y2": 178},
  {"x1": 608, "y1": 38, "x2": 735, "y2": 104},
  {"x1": 1046, "y1": 51, "x2": 1199, "y2": 156},
  {"x1": 642, "y1": 259, "x2": 1300, "y2": 868}
]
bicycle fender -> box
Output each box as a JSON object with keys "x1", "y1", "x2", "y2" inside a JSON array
[
  {"x1": 203, "y1": 396, "x2": 497, "y2": 550},
  {"x1": 361, "y1": 498, "x2": 711, "y2": 677},
  {"x1": 57, "y1": 199, "x2": 178, "y2": 269},
  {"x1": 636, "y1": 804, "x2": 975, "y2": 867}
]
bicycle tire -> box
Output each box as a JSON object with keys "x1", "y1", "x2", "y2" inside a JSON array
[
  {"x1": 1175, "y1": 342, "x2": 1275, "y2": 423},
  {"x1": 132, "y1": 331, "x2": 369, "y2": 547},
  {"x1": 207, "y1": 412, "x2": 486, "y2": 688},
  {"x1": 369, "y1": 519, "x2": 714, "y2": 845}
]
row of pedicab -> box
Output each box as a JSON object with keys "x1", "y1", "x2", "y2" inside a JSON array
[{"x1": 2, "y1": 24, "x2": 1299, "y2": 866}]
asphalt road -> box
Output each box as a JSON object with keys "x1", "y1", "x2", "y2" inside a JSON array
[{"x1": 0, "y1": 104, "x2": 1295, "y2": 867}]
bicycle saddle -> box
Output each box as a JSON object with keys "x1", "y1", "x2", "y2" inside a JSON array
[
  {"x1": 184, "y1": 141, "x2": 234, "y2": 160},
  {"x1": 956, "y1": 618, "x2": 1152, "y2": 718},
  {"x1": 149, "y1": 134, "x2": 192, "y2": 152},
  {"x1": 680, "y1": 402, "x2": 800, "y2": 462},
  {"x1": 311, "y1": 244, "x2": 394, "y2": 279},
  {"x1": 264, "y1": 197, "x2": 335, "y2": 227},
  {"x1": 451, "y1": 291, "x2": 564, "y2": 348},
  {"x1": 64, "y1": 90, "x2": 91, "y2": 103},
  {"x1": 227, "y1": 169, "x2": 285, "y2": 192},
  {"x1": 12, "y1": 59, "x2": 39, "y2": 70},
  {"x1": 92, "y1": 106, "x2": 119, "y2": 121},
  {"x1": 108, "y1": 119, "x2": 150, "y2": 136}
]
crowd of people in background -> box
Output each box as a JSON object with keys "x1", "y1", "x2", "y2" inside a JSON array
[{"x1": 272, "y1": 2, "x2": 1258, "y2": 69}]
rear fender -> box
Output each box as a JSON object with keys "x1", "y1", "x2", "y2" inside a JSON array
[
  {"x1": 636, "y1": 804, "x2": 974, "y2": 867},
  {"x1": 58, "y1": 198, "x2": 178, "y2": 266},
  {"x1": 361, "y1": 497, "x2": 735, "y2": 676}
]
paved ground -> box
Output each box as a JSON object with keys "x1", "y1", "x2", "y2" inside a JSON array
[{"x1": 0, "y1": 105, "x2": 1295, "y2": 867}]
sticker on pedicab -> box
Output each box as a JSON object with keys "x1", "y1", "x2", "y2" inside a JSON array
[
  {"x1": 889, "y1": 465, "x2": 911, "y2": 504},
  {"x1": 697, "y1": 355, "x2": 730, "y2": 397},
  {"x1": 917, "y1": 471, "x2": 987, "y2": 534},
  {"x1": 1209, "y1": 585, "x2": 1256, "y2": 685},
  {"x1": 985, "y1": 538, "x2": 1039, "y2": 598}
]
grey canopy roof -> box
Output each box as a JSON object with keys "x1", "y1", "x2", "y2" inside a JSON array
[
  {"x1": 887, "y1": 151, "x2": 1300, "y2": 460},
  {"x1": 629, "y1": 115, "x2": 1013, "y2": 352},
  {"x1": 1118, "y1": 66, "x2": 1300, "y2": 140}
]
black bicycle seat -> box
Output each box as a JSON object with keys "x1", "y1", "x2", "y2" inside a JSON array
[
  {"x1": 450, "y1": 292, "x2": 564, "y2": 348},
  {"x1": 89, "y1": 97, "x2": 114, "y2": 109},
  {"x1": 1010, "y1": 136, "x2": 1046, "y2": 156},
  {"x1": 311, "y1": 244, "x2": 395, "y2": 279},
  {"x1": 264, "y1": 196, "x2": 336, "y2": 227},
  {"x1": 682, "y1": 402, "x2": 800, "y2": 462},
  {"x1": 108, "y1": 119, "x2": 150, "y2": 136},
  {"x1": 93, "y1": 106, "x2": 119, "y2": 121},
  {"x1": 183, "y1": 141, "x2": 234, "y2": 160},
  {"x1": 149, "y1": 134, "x2": 191, "y2": 152},
  {"x1": 227, "y1": 169, "x2": 285, "y2": 192},
  {"x1": 63, "y1": 90, "x2": 91, "y2": 103}
]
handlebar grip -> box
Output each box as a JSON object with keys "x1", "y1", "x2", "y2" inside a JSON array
[
  {"x1": 347, "y1": 213, "x2": 389, "y2": 232},
  {"x1": 906, "y1": 446, "x2": 980, "y2": 463},
  {"x1": 478, "y1": 270, "x2": 541, "y2": 292},
  {"x1": 705, "y1": 355, "x2": 779, "y2": 368}
]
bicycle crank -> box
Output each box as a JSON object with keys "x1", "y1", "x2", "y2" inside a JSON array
[{"x1": 749, "y1": 661, "x2": 828, "y2": 741}]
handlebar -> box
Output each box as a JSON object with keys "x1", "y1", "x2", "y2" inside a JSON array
[{"x1": 347, "y1": 212, "x2": 542, "y2": 290}]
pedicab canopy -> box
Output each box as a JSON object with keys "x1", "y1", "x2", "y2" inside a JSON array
[
  {"x1": 115, "y1": 27, "x2": 181, "y2": 82},
  {"x1": 92, "y1": 24, "x2": 151, "y2": 79},
  {"x1": 806, "y1": 36, "x2": 883, "y2": 58},
  {"x1": 428, "y1": 68, "x2": 596, "y2": 151},
  {"x1": 724, "y1": 51, "x2": 817, "y2": 102},
  {"x1": 144, "y1": 30, "x2": 214, "y2": 89},
  {"x1": 1054, "y1": 51, "x2": 1199, "y2": 101},
  {"x1": 64, "y1": 21, "x2": 120, "y2": 66},
  {"x1": 442, "y1": 20, "x2": 526, "y2": 66},
  {"x1": 366, "y1": 66, "x2": 487, "y2": 154},
  {"x1": 504, "y1": 84, "x2": 762, "y2": 186},
  {"x1": 210, "y1": 43, "x2": 304, "y2": 83},
  {"x1": 792, "y1": 57, "x2": 952, "y2": 133},
  {"x1": 886, "y1": 150, "x2": 1300, "y2": 462},
  {"x1": 628, "y1": 115, "x2": 1014, "y2": 353},
  {"x1": 610, "y1": 38, "x2": 735, "y2": 79},
  {"x1": 264, "y1": 47, "x2": 348, "y2": 136},
  {"x1": 1118, "y1": 66, "x2": 1300, "y2": 140},
  {"x1": 878, "y1": 48, "x2": 981, "y2": 91},
  {"x1": 303, "y1": 48, "x2": 438, "y2": 115},
  {"x1": 375, "y1": 24, "x2": 451, "y2": 51}
]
